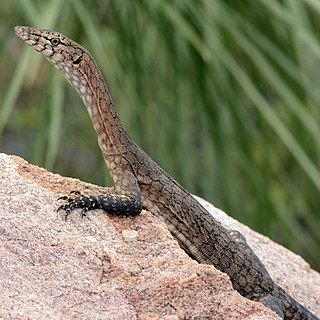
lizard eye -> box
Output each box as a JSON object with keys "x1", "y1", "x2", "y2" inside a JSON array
[{"x1": 50, "y1": 38, "x2": 60, "y2": 46}]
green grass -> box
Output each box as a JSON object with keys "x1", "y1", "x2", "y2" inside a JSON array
[{"x1": 1, "y1": 0, "x2": 319, "y2": 270}]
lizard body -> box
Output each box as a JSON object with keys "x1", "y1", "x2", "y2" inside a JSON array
[{"x1": 15, "y1": 26, "x2": 318, "y2": 320}]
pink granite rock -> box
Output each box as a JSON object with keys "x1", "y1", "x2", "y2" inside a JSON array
[{"x1": 0, "y1": 153, "x2": 318, "y2": 319}]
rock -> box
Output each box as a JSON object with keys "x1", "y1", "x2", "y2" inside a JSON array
[{"x1": 0, "y1": 153, "x2": 318, "y2": 319}]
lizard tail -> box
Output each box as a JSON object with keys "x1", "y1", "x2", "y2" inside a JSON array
[{"x1": 260, "y1": 285, "x2": 319, "y2": 320}]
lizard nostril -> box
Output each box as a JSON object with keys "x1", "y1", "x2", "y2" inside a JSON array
[{"x1": 73, "y1": 55, "x2": 82, "y2": 65}]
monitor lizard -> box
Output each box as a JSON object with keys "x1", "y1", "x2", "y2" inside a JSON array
[{"x1": 15, "y1": 26, "x2": 319, "y2": 320}]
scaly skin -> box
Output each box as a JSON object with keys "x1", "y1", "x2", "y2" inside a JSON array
[{"x1": 15, "y1": 26, "x2": 319, "y2": 320}]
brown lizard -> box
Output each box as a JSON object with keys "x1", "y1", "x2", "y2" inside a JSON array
[{"x1": 15, "y1": 26, "x2": 319, "y2": 320}]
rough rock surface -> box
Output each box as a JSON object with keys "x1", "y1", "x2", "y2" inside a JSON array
[{"x1": 0, "y1": 153, "x2": 319, "y2": 319}]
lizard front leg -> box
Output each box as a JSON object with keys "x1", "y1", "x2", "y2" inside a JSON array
[{"x1": 57, "y1": 170, "x2": 142, "y2": 219}]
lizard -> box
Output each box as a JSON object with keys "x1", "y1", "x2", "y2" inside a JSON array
[{"x1": 14, "y1": 26, "x2": 319, "y2": 320}]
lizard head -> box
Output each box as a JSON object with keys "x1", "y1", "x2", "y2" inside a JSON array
[
  {"x1": 14, "y1": 26, "x2": 98, "y2": 108},
  {"x1": 14, "y1": 26, "x2": 86, "y2": 68}
]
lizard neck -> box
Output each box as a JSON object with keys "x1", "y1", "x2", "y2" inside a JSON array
[{"x1": 72, "y1": 52, "x2": 130, "y2": 158}]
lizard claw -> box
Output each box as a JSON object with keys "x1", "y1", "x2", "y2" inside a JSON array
[
  {"x1": 57, "y1": 195, "x2": 68, "y2": 201},
  {"x1": 80, "y1": 207, "x2": 89, "y2": 218},
  {"x1": 57, "y1": 204, "x2": 71, "y2": 221},
  {"x1": 57, "y1": 191, "x2": 86, "y2": 220},
  {"x1": 57, "y1": 191, "x2": 94, "y2": 220},
  {"x1": 70, "y1": 190, "x2": 82, "y2": 196},
  {"x1": 57, "y1": 191, "x2": 82, "y2": 202}
]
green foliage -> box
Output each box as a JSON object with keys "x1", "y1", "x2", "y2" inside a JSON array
[{"x1": 1, "y1": 0, "x2": 319, "y2": 270}]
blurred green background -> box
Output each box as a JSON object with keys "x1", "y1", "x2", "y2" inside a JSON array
[{"x1": 1, "y1": 0, "x2": 319, "y2": 271}]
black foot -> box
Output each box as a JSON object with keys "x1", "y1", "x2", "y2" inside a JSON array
[
  {"x1": 57, "y1": 190, "x2": 142, "y2": 220},
  {"x1": 57, "y1": 191, "x2": 96, "y2": 220}
]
